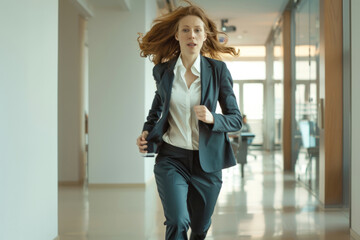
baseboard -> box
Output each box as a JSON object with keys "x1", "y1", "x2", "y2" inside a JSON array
[
  {"x1": 351, "y1": 229, "x2": 360, "y2": 240},
  {"x1": 318, "y1": 203, "x2": 349, "y2": 211},
  {"x1": 89, "y1": 183, "x2": 146, "y2": 188},
  {"x1": 58, "y1": 181, "x2": 81, "y2": 186},
  {"x1": 89, "y1": 176, "x2": 156, "y2": 188}
]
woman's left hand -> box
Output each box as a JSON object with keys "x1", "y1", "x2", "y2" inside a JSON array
[{"x1": 194, "y1": 105, "x2": 214, "y2": 124}]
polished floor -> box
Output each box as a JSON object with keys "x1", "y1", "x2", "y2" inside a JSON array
[{"x1": 59, "y1": 150, "x2": 352, "y2": 240}]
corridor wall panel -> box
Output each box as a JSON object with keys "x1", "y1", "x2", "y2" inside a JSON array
[
  {"x1": 0, "y1": 1, "x2": 58, "y2": 239},
  {"x1": 88, "y1": 0, "x2": 156, "y2": 184},
  {"x1": 58, "y1": 0, "x2": 85, "y2": 183},
  {"x1": 351, "y1": 0, "x2": 360, "y2": 236}
]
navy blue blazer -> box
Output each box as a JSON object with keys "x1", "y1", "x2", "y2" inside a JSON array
[{"x1": 142, "y1": 55, "x2": 242, "y2": 173}]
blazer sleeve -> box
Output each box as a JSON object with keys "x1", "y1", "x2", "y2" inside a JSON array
[
  {"x1": 142, "y1": 66, "x2": 163, "y2": 133},
  {"x1": 211, "y1": 62, "x2": 243, "y2": 132}
]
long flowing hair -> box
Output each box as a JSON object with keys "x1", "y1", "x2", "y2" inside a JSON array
[{"x1": 137, "y1": 1, "x2": 239, "y2": 65}]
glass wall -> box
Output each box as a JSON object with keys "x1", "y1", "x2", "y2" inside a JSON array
[
  {"x1": 293, "y1": 0, "x2": 320, "y2": 195},
  {"x1": 225, "y1": 46, "x2": 266, "y2": 145}
]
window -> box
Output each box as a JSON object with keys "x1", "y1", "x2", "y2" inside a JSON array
[
  {"x1": 296, "y1": 60, "x2": 317, "y2": 80},
  {"x1": 225, "y1": 61, "x2": 266, "y2": 80}
]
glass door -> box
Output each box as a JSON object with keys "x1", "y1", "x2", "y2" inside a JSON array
[{"x1": 293, "y1": 0, "x2": 320, "y2": 195}]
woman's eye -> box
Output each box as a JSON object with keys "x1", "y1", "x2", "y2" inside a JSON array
[
  {"x1": 195, "y1": 29, "x2": 201, "y2": 33},
  {"x1": 182, "y1": 29, "x2": 189, "y2": 32}
]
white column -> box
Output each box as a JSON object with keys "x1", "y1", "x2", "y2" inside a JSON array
[
  {"x1": 0, "y1": 1, "x2": 58, "y2": 239},
  {"x1": 88, "y1": 0, "x2": 156, "y2": 184},
  {"x1": 264, "y1": 41, "x2": 275, "y2": 150}
]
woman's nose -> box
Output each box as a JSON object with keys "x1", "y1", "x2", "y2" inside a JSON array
[{"x1": 189, "y1": 30, "x2": 195, "y2": 38}]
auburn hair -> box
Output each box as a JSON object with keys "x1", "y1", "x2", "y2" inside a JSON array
[{"x1": 137, "y1": 1, "x2": 239, "y2": 65}]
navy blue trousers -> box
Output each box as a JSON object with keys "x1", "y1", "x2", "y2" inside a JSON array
[{"x1": 154, "y1": 142, "x2": 222, "y2": 240}]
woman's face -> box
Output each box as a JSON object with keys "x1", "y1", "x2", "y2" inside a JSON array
[{"x1": 176, "y1": 15, "x2": 207, "y2": 57}]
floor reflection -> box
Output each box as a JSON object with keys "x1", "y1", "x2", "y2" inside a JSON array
[
  {"x1": 58, "y1": 150, "x2": 351, "y2": 240},
  {"x1": 295, "y1": 149, "x2": 319, "y2": 196}
]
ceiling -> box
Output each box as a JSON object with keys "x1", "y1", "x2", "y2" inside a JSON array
[{"x1": 159, "y1": 0, "x2": 290, "y2": 46}]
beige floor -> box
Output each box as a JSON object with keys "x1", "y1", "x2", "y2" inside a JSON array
[{"x1": 59, "y1": 151, "x2": 352, "y2": 240}]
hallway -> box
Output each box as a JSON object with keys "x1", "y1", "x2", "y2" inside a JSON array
[{"x1": 59, "y1": 151, "x2": 351, "y2": 240}]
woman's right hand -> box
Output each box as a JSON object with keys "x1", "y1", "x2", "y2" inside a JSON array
[{"x1": 136, "y1": 131, "x2": 149, "y2": 153}]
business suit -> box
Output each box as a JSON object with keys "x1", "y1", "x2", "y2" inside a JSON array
[
  {"x1": 143, "y1": 55, "x2": 242, "y2": 172},
  {"x1": 143, "y1": 55, "x2": 242, "y2": 239}
]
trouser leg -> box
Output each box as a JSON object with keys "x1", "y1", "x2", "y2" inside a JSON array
[
  {"x1": 154, "y1": 142, "x2": 223, "y2": 240},
  {"x1": 187, "y1": 156, "x2": 222, "y2": 240},
  {"x1": 154, "y1": 157, "x2": 190, "y2": 240}
]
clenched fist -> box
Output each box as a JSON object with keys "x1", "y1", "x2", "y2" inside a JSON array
[{"x1": 194, "y1": 105, "x2": 214, "y2": 124}]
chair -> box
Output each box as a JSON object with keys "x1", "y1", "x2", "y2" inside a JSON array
[
  {"x1": 298, "y1": 120, "x2": 319, "y2": 182},
  {"x1": 229, "y1": 131, "x2": 255, "y2": 178},
  {"x1": 246, "y1": 136, "x2": 257, "y2": 160}
]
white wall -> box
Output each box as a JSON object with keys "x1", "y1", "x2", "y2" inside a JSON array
[
  {"x1": 58, "y1": 0, "x2": 86, "y2": 183},
  {"x1": 351, "y1": 0, "x2": 360, "y2": 236},
  {"x1": 0, "y1": 1, "x2": 58, "y2": 240},
  {"x1": 88, "y1": 0, "x2": 155, "y2": 184},
  {"x1": 144, "y1": 0, "x2": 158, "y2": 182}
]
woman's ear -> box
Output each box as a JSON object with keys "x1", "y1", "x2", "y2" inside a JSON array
[{"x1": 175, "y1": 33, "x2": 179, "y2": 41}]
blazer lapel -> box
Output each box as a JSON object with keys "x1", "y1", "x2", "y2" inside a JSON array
[
  {"x1": 161, "y1": 58, "x2": 177, "y2": 105},
  {"x1": 200, "y1": 56, "x2": 212, "y2": 105}
]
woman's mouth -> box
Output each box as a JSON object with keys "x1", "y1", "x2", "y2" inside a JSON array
[{"x1": 187, "y1": 43, "x2": 197, "y2": 47}]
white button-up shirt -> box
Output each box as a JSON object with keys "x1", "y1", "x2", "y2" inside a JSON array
[{"x1": 162, "y1": 55, "x2": 201, "y2": 150}]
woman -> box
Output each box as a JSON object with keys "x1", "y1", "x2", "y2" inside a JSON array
[
  {"x1": 136, "y1": 2, "x2": 242, "y2": 239},
  {"x1": 241, "y1": 114, "x2": 250, "y2": 133}
]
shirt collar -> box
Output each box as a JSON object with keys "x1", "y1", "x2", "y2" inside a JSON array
[
  {"x1": 192, "y1": 54, "x2": 201, "y2": 76},
  {"x1": 174, "y1": 54, "x2": 201, "y2": 77}
]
